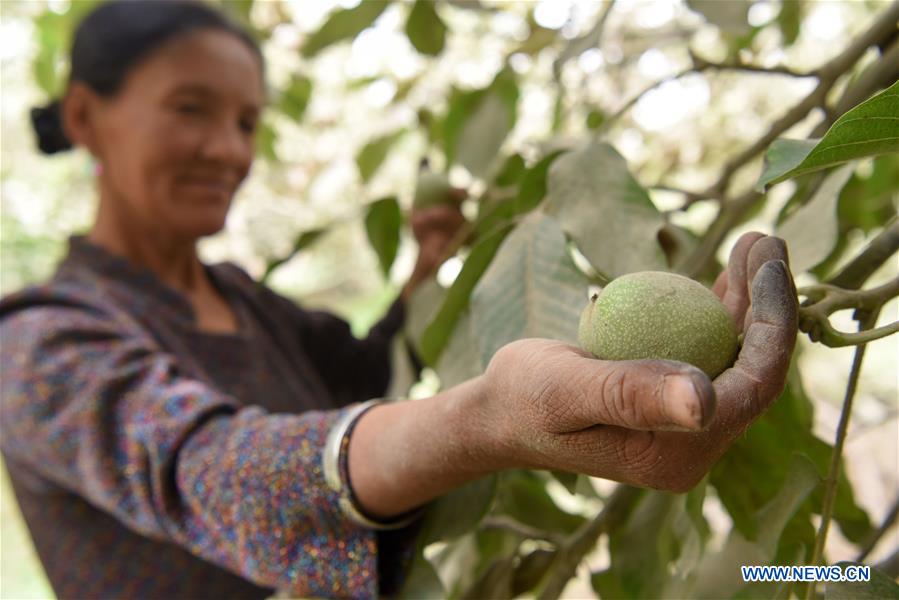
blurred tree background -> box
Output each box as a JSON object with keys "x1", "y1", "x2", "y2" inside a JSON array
[{"x1": 1, "y1": 1, "x2": 897, "y2": 598}]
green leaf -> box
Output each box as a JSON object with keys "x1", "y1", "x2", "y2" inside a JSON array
[
  {"x1": 836, "y1": 154, "x2": 899, "y2": 233},
  {"x1": 776, "y1": 163, "x2": 854, "y2": 273},
  {"x1": 364, "y1": 197, "x2": 402, "y2": 277},
  {"x1": 256, "y1": 120, "x2": 278, "y2": 162},
  {"x1": 278, "y1": 75, "x2": 313, "y2": 123},
  {"x1": 757, "y1": 80, "x2": 899, "y2": 189},
  {"x1": 711, "y1": 359, "x2": 871, "y2": 547},
  {"x1": 543, "y1": 141, "x2": 666, "y2": 278},
  {"x1": 687, "y1": 0, "x2": 752, "y2": 34},
  {"x1": 405, "y1": 277, "x2": 445, "y2": 351},
  {"x1": 261, "y1": 228, "x2": 327, "y2": 281},
  {"x1": 445, "y1": 68, "x2": 519, "y2": 179},
  {"x1": 301, "y1": 1, "x2": 390, "y2": 58},
  {"x1": 434, "y1": 310, "x2": 484, "y2": 388},
  {"x1": 396, "y1": 553, "x2": 446, "y2": 600},
  {"x1": 405, "y1": 0, "x2": 447, "y2": 56},
  {"x1": 473, "y1": 150, "x2": 568, "y2": 239},
  {"x1": 221, "y1": 0, "x2": 254, "y2": 26},
  {"x1": 825, "y1": 563, "x2": 899, "y2": 600},
  {"x1": 386, "y1": 335, "x2": 418, "y2": 398},
  {"x1": 693, "y1": 454, "x2": 820, "y2": 599},
  {"x1": 511, "y1": 548, "x2": 557, "y2": 597},
  {"x1": 494, "y1": 471, "x2": 586, "y2": 534},
  {"x1": 777, "y1": 0, "x2": 803, "y2": 45},
  {"x1": 592, "y1": 492, "x2": 682, "y2": 599},
  {"x1": 356, "y1": 129, "x2": 407, "y2": 183},
  {"x1": 419, "y1": 222, "x2": 514, "y2": 365},
  {"x1": 586, "y1": 108, "x2": 606, "y2": 130},
  {"x1": 470, "y1": 212, "x2": 590, "y2": 366},
  {"x1": 420, "y1": 476, "x2": 498, "y2": 544}
]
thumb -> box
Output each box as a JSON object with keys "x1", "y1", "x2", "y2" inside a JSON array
[{"x1": 553, "y1": 357, "x2": 717, "y2": 433}]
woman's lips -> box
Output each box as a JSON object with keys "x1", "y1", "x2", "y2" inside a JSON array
[{"x1": 180, "y1": 178, "x2": 232, "y2": 198}]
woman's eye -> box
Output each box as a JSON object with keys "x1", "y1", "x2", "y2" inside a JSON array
[
  {"x1": 177, "y1": 104, "x2": 202, "y2": 115},
  {"x1": 240, "y1": 119, "x2": 257, "y2": 134}
]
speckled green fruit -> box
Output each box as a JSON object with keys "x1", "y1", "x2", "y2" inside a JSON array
[
  {"x1": 413, "y1": 171, "x2": 457, "y2": 210},
  {"x1": 578, "y1": 271, "x2": 738, "y2": 378}
]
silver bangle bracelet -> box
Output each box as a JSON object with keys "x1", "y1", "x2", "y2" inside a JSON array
[{"x1": 323, "y1": 399, "x2": 424, "y2": 530}]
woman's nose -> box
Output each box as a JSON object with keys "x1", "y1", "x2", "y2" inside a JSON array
[{"x1": 199, "y1": 121, "x2": 252, "y2": 167}]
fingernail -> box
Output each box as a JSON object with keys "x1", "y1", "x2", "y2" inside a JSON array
[{"x1": 662, "y1": 375, "x2": 704, "y2": 430}]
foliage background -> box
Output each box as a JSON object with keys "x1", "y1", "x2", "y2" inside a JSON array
[{"x1": 0, "y1": 0, "x2": 896, "y2": 598}]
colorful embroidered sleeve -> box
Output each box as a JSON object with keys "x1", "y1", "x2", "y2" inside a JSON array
[{"x1": 0, "y1": 295, "x2": 388, "y2": 598}]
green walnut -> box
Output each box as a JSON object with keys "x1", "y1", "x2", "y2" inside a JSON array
[
  {"x1": 578, "y1": 271, "x2": 738, "y2": 379},
  {"x1": 413, "y1": 171, "x2": 458, "y2": 210}
]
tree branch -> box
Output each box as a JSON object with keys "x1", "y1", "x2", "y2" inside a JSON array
[
  {"x1": 689, "y1": 50, "x2": 817, "y2": 78},
  {"x1": 805, "y1": 309, "x2": 879, "y2": 600},
  {"x1": 799, "y1": 278, "x2": 899, "y2": 346},
  {"x1": 535, "y1": 485, "x2": 643, "y2": 600},
  {"x1": 480, "y1": 515, "x2": 565, "y2": 546},
  {"x1": 679, "y1": 1, "x2": 899, "y2": 277},
  {"x1": 827, "y1": 217, "x2": 899, "y2": 290}
]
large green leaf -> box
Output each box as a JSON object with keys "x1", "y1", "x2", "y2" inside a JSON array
[
  {"x1": 278, "y1": 75, "x2": 313, "y2": 123},
  {"x1": 775, "y1": 163, "x2": 854, "y2": 273},
  {"x1": 825, "y1": 563, "x2": 899, "y2": 599},
  {"x1": 445, "y1": 68, "x2": 519, "y2": 179},
  {"x1": 592, "y1": 492, "x2": 682, "y2": 599},
  {"x1": 469, "y1": 212, "x2": 590, "y2": 366},
  {"x1": 494, "y1": 471, "x2": 587, "y2": 535},
  {"x1": 473, "y1": 150, "x2": 568, "y2": 239},
  {"x1": 419, "y1": 476, "x2": 498, "y2": 545},
  {"x1": 386, "y1": 335, "x2": 417, "y2": 398},
  {"x1": 418, "y1": 223, "x2": 514, "y2": 365},
  {"x1": 757, "y1": 80, "x2": 899, "y2": 189},
  {"x1": 543, "y1": 141, "x2": 667, "y2": 278},
  {"x1": 301, "y1": 1, "x2": 390, "y2": 58},
  {"x1": 692, "y1": 454, "x2": 821, "y2": 599},
  {"x1": 711, "y1": 360, "x2": 871, "y2": 546},
  {"x1": 434, "y1": 311, "x2": 484, "y2": 389},
  {"x1": 356, "y1": 129, "x2": 408, "y2": 183},
  {"x1": 405, "y1": 0, "x2": 447, "y2": 56},
  {"x1": 364, "y1": 197, "x2": 402, "y2": 277}
]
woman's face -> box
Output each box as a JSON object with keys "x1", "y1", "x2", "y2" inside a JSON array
[{"x1": 88, "y1": 29, "x2": 265, "y2": 240}]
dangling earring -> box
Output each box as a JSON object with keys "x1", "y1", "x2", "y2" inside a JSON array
[{"x1": 94, "y1": 161, "x2": 104, "y2": 177}]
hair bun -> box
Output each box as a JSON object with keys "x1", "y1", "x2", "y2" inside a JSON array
[{"x1": 30, "y1": 100, "x2": 73, "y2": 155}]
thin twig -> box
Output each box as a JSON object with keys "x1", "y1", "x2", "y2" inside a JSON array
[
  {"x1": 805, "y1": 310, "x2": 879, "y2": 600},
  {"x1": 689, "y1": 50, "x2": 817, "y2": 78},
  {"x1": 480, "y1": 515, "x2": 566, "y2": 546},
  {"x1": 798, "y1": 278, "x2": 899, "y2": 346}
]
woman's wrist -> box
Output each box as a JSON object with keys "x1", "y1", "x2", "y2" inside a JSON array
[{"x1": 346, "y1": 375, "x2": 508, "y2": 520}]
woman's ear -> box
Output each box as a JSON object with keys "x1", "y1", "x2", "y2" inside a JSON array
[{"x1": 61, "y1": 82, "x2": 103, "y2": 159}]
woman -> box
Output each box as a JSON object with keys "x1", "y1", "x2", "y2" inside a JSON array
[{"x1": 1, "y1": 1, "x2": 798, "y2": 599}]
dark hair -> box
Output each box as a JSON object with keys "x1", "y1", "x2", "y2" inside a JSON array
[{"x1": 30, "y1": 0, "x2": 264, "y2": 155}]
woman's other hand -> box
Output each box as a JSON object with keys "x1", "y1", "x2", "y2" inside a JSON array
[{"x1": 401, "y1": 197, "x2": 467, "y2": 301}]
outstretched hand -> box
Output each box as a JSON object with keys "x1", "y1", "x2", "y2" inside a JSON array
[
  {"x1": 479, "y1": 232, "x2": 798, "y2": 492},
  {"x1": 402, "y1": 198, "x2": 467, "y2": 301}
]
